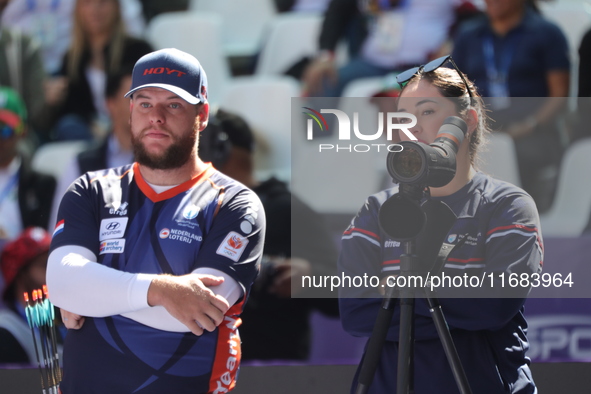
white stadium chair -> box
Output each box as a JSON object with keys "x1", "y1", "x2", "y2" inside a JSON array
[
  {"x1": 340, "y1": 76, "x2": 389, "y2": 148},
  {"x1": 189, "y1": 0, "x2": 277, "y2": 57},
  {"x1": 255, "y1": 13, "x2": 323, "y2": 76},
  {"x1": 341, "y1": 76, "x2": 387, "y2": 98},
  {"x1": 218, "y1": 76, "x2": 300, "y2": 182},
  {"x1": 31, "y1": 141, "x2": 88, "y2": 179},
  {"x1": 145, "y1": 12, "x2": 231, "y2": 104},
  {"x1": 291, "y1": 79, "x2": 390, "y2": 215},
  {"x1": 540, "y1": 137, "x2": 591, "y2": 237},
  {"x1": 478, "y1": 132, "x2": 522, "y2": 187},
  {"x1": 290, "y1": 121, "x2": 389, "y2": 215}
]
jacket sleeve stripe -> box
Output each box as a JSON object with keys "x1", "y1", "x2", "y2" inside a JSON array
[{"x1": 342, "y1": 230, "x2": 381, "y2": 247}]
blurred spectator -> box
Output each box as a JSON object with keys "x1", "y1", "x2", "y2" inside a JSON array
[
  {"x1": 48, "y1": 66, "x2": 134, "y2": 231},
  {"x1": 139, "y1": 0, "x2": 188, "y2": 23},
  {"x1": 0, "y1": 87, "x2": 56, "y2": 257},
  {"x1": 0, "y1": 227, "x2": 54, "y2": 364},
  {"x1": 1, "y1": 0, "x2": 146, "y2": 76},
  {"x1": 45, "y1": 0, "x2": 152, "y2": 142},
  {"x1": 578, "y1": 26, "x2": 591, "y2": 232},
  {"x1": 300, "y1": 0, "x2": 479, "y2": 97},
  {"x1": 206, "y1": 109, "x2": 340, "y2": 360},
  {"x1": 579, "y1": 27, "x2": 591, "y2": 99},
  {"x1": 452, "y1": 0, "x2": 570, "y2": 210},
  {"x1": 2, "y1": 0, "x2": 72, "y2": 76},
  {"x1": 0, "y1": 0, "x2": 47, "y2": 146},
  {"x1": 576, "y1": 26, "x2": 591, "y2": 141}
]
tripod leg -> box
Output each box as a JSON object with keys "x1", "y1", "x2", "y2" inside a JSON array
[
  {"x1": 397, "y1": 296, "x2": 415, "y2": 394},
  {"x1": 354, "y1": 286, "x2": 398, "y2": 394},
  {"x1": 425, "y1": 295, "x2": 473, "y2": 394}
]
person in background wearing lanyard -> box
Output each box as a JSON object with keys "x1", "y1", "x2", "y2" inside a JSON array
[
  {"x1": 452, "y1": 0, "x2": 570, "y2": 211},
  {"x1": 0, "y1": 87, "x2": 56, "y2": 261},
  {"x1": 301, "y1": 0, "x2": 477, "y2": 98}
]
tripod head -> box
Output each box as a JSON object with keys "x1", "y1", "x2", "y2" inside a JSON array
[{"x1": 378, "y1": 183, "x2": 427, "y2": 241}]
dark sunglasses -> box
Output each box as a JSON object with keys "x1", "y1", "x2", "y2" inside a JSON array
[
  {"x1": 0, "y1": 124, "x2": 15, "y2": 140},
  {"x1": 396, "y1": 55, "x2": 473, "y2": 98}
]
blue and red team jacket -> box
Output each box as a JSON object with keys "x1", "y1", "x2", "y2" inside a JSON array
[
  {"x1": 339, "y1": 172, "x2": 543, "y2": 394},
  {"x1": 51, "y1": 163, "x2": 264, "y2": 394}
]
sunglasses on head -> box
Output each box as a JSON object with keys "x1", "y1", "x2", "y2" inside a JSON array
[
  {"x1": 396, "y1": 55, "x2": 473, "y2": 98},
  {"x1": 0, "y1": 124, "x2": 15, "y2": 140}
]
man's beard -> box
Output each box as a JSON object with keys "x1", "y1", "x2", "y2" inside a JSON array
[{"x1": 131, "y1": 122, "x2": 197, "y2": 170}]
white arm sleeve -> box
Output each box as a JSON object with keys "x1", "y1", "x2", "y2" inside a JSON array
[
  {"x1": 121, "y1": 268, "x2": 243, "y2": 332},
  {"x1": 47, "y1": 245, "x2": 243, "y2": 332},
  {"x1": 47, "y1": 245, "x2": 155, "y2": 317},
  {"x1": 192, "y1": 267, "x2": 244, "y2": 306}
]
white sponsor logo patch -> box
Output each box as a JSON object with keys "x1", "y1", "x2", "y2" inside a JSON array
[
  {"x1": 100, "y1": 218, "x2": 128, "y2": 241},
  {"x1": 183, "y1": 204, "x2": 200, "y2": 220},
  {"x1": 109, "y1": 201, "x2": 128, "y2": 216},
  {"x1": 216, "y1": 231, "x2": 248, "y2": 262},
  {"x1": 99, "y1": 239, "x2": 126, "y2": 254},
  {"x1": 240, "y1": 220, "x2": 252, "y2": 234},
  {"x1": 162, "y1": 228, "x2": 203, "y2": 244},
  {"x1": 384, "y1": 239, "x2": 400, "y2": 248}
]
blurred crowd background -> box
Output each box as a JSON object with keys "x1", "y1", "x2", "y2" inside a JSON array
[{"x1": 2, "y1": 0, "x2": 591, "y2": 366}]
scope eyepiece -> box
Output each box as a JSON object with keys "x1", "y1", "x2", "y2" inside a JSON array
[{"x1": 386, "y1": 116, "x2": 467, "y2": 188}]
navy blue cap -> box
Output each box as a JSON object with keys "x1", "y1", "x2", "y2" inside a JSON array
[{"x1": 125, "y1": 48, "x2": 208, "y2": 104}]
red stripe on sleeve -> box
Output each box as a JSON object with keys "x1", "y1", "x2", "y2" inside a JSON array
[
  {"x1": 486, "y1": 224, "x2": 537, "y2": 236},
  {"x1": 343, "y1": 227, "x2": 381, "y2": 240},
  {"x1": 447, "y1": 257, "x2": 484, "y2": 263}
]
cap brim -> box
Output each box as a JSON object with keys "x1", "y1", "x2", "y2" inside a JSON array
[{"x1": 124, "y1": 83, "x2": 202, "y2": 105}]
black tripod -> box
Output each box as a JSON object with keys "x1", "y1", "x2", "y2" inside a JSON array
[{"x1": 354, "y1": 185, "x2": 473, "y2": 394}]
